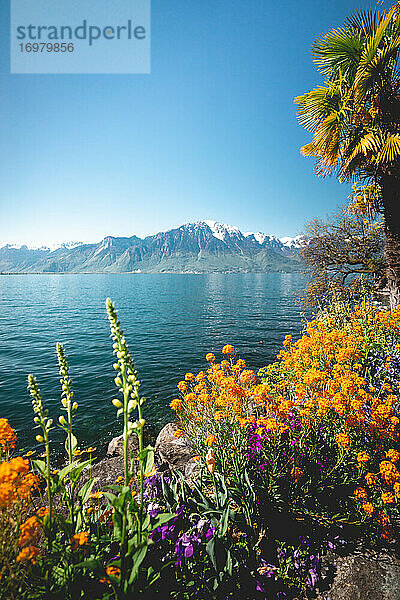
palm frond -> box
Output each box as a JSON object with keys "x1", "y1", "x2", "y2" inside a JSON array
[
  {"x1": 354, "y1": 32, "x2": 400, "y2": 103},
  {"x1": 375, "y1": 132, "x2": 400, "y2": 163},
  {"x1": 354, "y1": 5, "x2": 398, "y2": 102},
  {"x1": 312, "y1": 27, "x2": 363, "y2": 79},
  {"x1": 345, "y1": 8, "x2": 381, "y2": 36},
  {"x1": 295, "y1": 82, "x2": 347, "y2": 132}
]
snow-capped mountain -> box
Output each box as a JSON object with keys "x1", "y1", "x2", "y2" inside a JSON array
[{"x1": 0, "y1": 221, "x2": 303, "y2": 273}]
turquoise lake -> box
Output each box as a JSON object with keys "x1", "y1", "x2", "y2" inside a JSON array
[{"x1": 0, "y1": 273, "x2": 308, "y2": 453}]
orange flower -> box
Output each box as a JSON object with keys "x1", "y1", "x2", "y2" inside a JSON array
[
  {"x1": 177, "y1": 381, "x2": 188, "y2": 393},
  {"x1": 206, "y1": 353, "x2": 216, "y2": 362},
  {"x1": 170, "y1": 399, "x2": 182, "y2": 411},
  {"x1": 206, "y1": 434, "x2": 216, "y2": 446},
  {"x1": 362, "y1": 502, "x2": 374, "y2": 516},
  {"x1": 16, "y1": 545, "x2": 40, "y2": 564},
  {"x1": 365, "y1": 472, "x2": 379, "y2": 487},
  {"x1": 206, "y1": 448, "x2": 216, "y2": 474},
  {"x1": 89, "y1": 491, "x2": 103, "y2": 499},
  {"x1": 336, "y1": 433, "x2": 351, "y2": 449},
  {"x1": 18, "y1": 516, "x2": 40, "y2": 547},
  {"x1": 222, "y1": 345, "x2": 234, "y2": 355},
  {"x1": 381, "y1": 492, "x2": 394, "y2": 504},
  {"x1": 71, "y1": 531, "x2": 89, "y2": 550},
  {"x1": 106, "y1": 565, "x2": 121, "y2": 579},
  {"x1": 386, "y1": 449, "x2": 400, "y2": 463},
  {"x1": 354, "y1": 487, "x2": 367, "y2": 500},
  {"x1": 291, "y1": 466, "x2": 304, "y2": 482},
  {"x1": 357, "y1": 451, "x2": 370, "y2": 465},
  {"x1": 0, "y1": 418, "x2": 17, "y2": 454},
  {"x1": 174, "y1": 429, "x2": 184, "y2": 438}
]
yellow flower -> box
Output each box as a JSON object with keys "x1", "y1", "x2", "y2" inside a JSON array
[
  {"x1": 206, "y1": 434, "x2": 216, "y2": 446},
  {"x1": 354, "y1": 487, "x2": 367, "y2": 500},
  {"x1": 336, "y1": 433, "x2": 351, "y2": 449},
  {"x1": 386, "y1": 449, "x2": 400, "y2": 463},
  {"x1": 381, "y1": 492, "x2": 394, "y2": 504},
  {"x1": 291, "y1": 466, "x2": 303, "y2": 482},
  {"x1": 89, "y1": 491, "x2": 103, "y2": 499},
  {"x1": 222, "y1": 345, "x2": 234, "y2": 355},
  {"x1": 206, "y1": 353, "x2": 216, "y2": 362},
  {"x1": 362, "y1": 502, "x2": 374, "y2": 516},
  {"x1": 185, "y1": 373, "x2": 195, "y2": 381},
  {"x1": 174, "y1": 429, "x2": 184, "y2": 438},
  {"x1": 357, "y1": 451, "x2": 370, "y2": 465},
  {"x1": 170, "y1": 399, "x2": 182, "y2": 411},
  {"x1": 214, "y1": 411, "x2": 224, "y2": 421}
]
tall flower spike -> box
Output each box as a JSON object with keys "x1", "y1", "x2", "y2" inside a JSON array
[
  {"x1": 28, "y1": 374, "x2": 52, "y2": 433},
  {"x1": 56, "y1": 343, "x2": 76, "y2": 465}
]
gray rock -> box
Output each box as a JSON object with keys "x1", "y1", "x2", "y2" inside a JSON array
[
  {"x1": 154, "y1": 422, "x2": 194, "y2": 473},
  {"x1": 184, "y1": 458, "x2": 201, "y2": 483},
  {"x1": 316, "y1": 550, "x2": 400, "y2": 600},
  {"x1": 107, "y1": 434, "x2": 139, "y2": 458}
]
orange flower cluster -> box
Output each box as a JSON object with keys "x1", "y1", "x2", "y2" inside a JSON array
[
  {"x1": 18, "y1": 515, "x2": 40, "y2": 547},
  {"x1": 171, "y1": 348, "x2": 257, "y2": 426},
  {"x1": 0, "y1": 456, "x2": 38, "y2": 509},
  {"x1": 71, "y1": 531, "x2": 89, "y2": 550},
  {"x1": 0, "y1": 419, "x2": 17, "y2": 456},
  {"x1": 266, "y1": 303, "x2": 400, "y2": 440}
]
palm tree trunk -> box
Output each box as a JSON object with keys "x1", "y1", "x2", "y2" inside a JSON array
[{"x1": 382, "y1": 174, "x2": 400, "y2": 309}]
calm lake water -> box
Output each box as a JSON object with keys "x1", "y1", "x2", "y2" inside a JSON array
[{"x1": 0, "y1": 273, "x2": 308, "y2": 453}]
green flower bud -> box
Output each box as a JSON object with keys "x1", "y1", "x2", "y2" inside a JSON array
[{"x1": 127, "y1": 399, "x2": 137, "y2": 412}]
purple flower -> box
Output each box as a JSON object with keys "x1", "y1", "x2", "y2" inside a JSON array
[
  {"x1": 174, "y1": 532, "x2": 201, "y2": 566},
  {"x1": 306, "y1": 567, "x2": 319, "y2": 589},
  {"x1": 147, "y1": 502, "x2": 160, "y2": 518}
]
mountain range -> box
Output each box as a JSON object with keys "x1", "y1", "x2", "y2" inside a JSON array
[{"x1": 0, "y1": 220, "x2": 303, "y2": 274}]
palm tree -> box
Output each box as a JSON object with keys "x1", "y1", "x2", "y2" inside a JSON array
[{"x1": 295, "y1": 3, "x2": 400, "y2": 307}]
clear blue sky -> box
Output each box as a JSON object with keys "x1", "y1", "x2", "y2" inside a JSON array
[{"x1": 0, "y1": 0, "x2": 385, "y2": 246}]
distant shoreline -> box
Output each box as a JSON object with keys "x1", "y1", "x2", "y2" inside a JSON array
[{"x1": 0, "y1": 269, "x2": 303, "y2": 275}]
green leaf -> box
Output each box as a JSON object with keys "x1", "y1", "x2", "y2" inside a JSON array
[
  {"x1": 218, "y1": 507, "x2": 230, "y2": 537},
  {"x1": 150, "y1": 512, "x2": 175, "y2": 531},
  {"x1": 78, "y1": 478, "x2": 96, "y2": 505},
  {"x1": 69, "y1": 460, "x2": 91, "y2": 484},
  {"x1": 75, "y1": 558, "x2": 102, "y2": 571},
  {"x1": 128, "y1": 544, "x2": 148, "y2": 585},
  {"x1": 58, "y1": 461, "x2": 80, "y2": 482},
  {"x1": 113, "y1": 510, "x2": 123, "y2": 540},
  {"x1": 32, "y1": 459, "x2": 46, "y2": 476},
  {"x1": 144, "y1": 446, "x2": 154, "y2": 474}
]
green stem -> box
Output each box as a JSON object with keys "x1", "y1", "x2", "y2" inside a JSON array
[
  {"x1": 44, "y1": 429, "x2": 53, "y2": 551},
  {"x1": 120, "y1": 363, "x2": 130, "y2": 591},
  {"x1": 137, "y1": 402, "x2": 144, "y2": 545}
]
